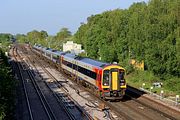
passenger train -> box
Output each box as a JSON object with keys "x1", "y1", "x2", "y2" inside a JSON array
[{"x1": 33, "y1": 45, "x2": 126, "y2": 100}]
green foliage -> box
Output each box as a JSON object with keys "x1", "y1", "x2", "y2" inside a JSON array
[
  {"x1": 0, "y1": 50, "x2": 16, "y2": 119},
  {"x1": 126, "y1": 70, "x2": 159, "y2": 90},
  {"x1": 26, "y1": 30, "x2": 48, "y2": 45},
  {"x1": 125, "y1": 64, "x2": 134, "y2": 75},
  {"x1": 15, "y1": 34, "x2": 27, "y2": 43},
  {"x1": 16, "y1": 28, "x2": 72, "y2": 51},
  {"x1": 55, "y1": 28, "x2": 71, "y2": 41},
  {"x1": 53, "y1": 28, "x2": 72, "y2": 50},
  {"x1": 164, "y1": 77, "x2": 180, "y2": 94},
  {"x1": 0, "y1": 33, "x2": 12, "y2": 51},
  {"x1": 74, "y1": 0, "x2": 180, "y2": 79}
]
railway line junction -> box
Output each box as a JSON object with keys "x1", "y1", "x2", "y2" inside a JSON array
[{"x1": 9, "y1": 43, "x2": 180, "y2": 120}]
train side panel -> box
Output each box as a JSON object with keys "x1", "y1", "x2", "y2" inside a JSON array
[{"x1": 33, "y1": 45, "x2": 126, "y2": 100}]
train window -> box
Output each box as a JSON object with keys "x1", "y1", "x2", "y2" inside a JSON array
[
  {"x1": 77, "y1": 65, "x2": 96, "y2": 79},
  {"x1": 52, "y1": 55, "x2": 58, "y2": 60},
  {"x1": 91, "y1": 72, "x2": 97, "y2": 79},
  {"x1": 119, "y1": 71, "x2": 125, "y2": 85},
  {"x1": 103, "y1": 70, "x2": 110, "y2": 86},
  {"x1": 62, "y1": 61, "x2": 97, "y2": 80},
  {"x1": 72, "y1": 64, "x2": 75, "y2": 69},
  {"x1": 119, "y1": 71, "x2": 124, "y2": 80},
  {"x1": 67, "y1": 61, "x2": 72, "y2": 68}
]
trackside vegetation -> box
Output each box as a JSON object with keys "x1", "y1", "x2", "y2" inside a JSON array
[{"x1": 0, "y1": 34, "x2": 16, "y2": 120}]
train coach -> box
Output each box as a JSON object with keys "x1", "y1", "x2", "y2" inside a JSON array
[
  {"x1": 33, "y1": 45, "x2": 126, "y2": 100},
  {"x1": 33, "y1": 45, "x2": 65, "y2": 68}
]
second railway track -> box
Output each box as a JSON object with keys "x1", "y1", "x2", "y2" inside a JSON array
[{"x1": 12, "y1": 47, "x2": 56, "y2": 120}]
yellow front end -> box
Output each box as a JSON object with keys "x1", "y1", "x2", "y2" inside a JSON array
[{"x1": 101, "y1": 65, "x2": 126, "y2": 99}]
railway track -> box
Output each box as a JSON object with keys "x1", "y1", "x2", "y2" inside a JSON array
[
  {"x1": 11, "y1": 47, "x2": 34, "y2": 120},
  {"x1": 18, "y1": 44, "x2": 93, "y2": 120},
  {"x1": 12, "y1": 47, "x2": 56, "y2": 120},
  {"x1": 39, "y1": 63, "x2": 92, "y2": 120},
  {"x1": 15, "y1": 43, "x2": 180, "y2": 120},
  {"x1": 12, "y1": 46, "x2": 69, "y2": 120},
  {"x1": 125, "y1": 87, "x2": 180, "y2": 119}
]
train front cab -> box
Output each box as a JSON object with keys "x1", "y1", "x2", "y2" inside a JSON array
[{"x1": 101, "y1": 65, "x2": 126, "y2": 100}]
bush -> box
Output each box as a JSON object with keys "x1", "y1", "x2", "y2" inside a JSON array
[
  {"x1": 164, "y1": 77, "x2": 180, "y2": 95},
  {"x1": 125, "y1": 64, "x2": 134, "y2": 75},
  {"x1": 0, "y1": 49, "x2": 16, "y2": 120},
  {"x1": 126, "y1": 70, "x2": 159, "y2": 87}
]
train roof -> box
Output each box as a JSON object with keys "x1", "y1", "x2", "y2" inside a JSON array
[
  {"x1": 79, "y1": 57, "x2": 109, "y2": 68},
  {"x1": 51, "y1": 50, "x2": 65, "y2": 56},
  {"x1": 33, "y1": 45, "x2": 43, "y2": 50},
  {"x1": 63, "y1": 53, "x2": 109, "y2": 68},
  {"x1": 44, "y1": 47, "x2": 64, "y2": 56},
  {"x1": 63, "y1": 53, "x2": 76, "y2": 59},
  {"x1": 45, "y1": 48, "x2": 52, "y2": 51},
  {"x1": 33, "y1": 45, "x2": 64, "y2": 56},
  {"x1": 42, "y1": 47, "x2": 48, "y2": 51},
  {"x1": 33, "y1": 45, "x2": 41, "y2": 48}
]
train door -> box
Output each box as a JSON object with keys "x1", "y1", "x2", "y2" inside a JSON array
[{"x1": 111, "y1": 68, "x2": 120, "y2": 91}]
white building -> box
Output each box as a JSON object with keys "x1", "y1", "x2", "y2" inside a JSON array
[{"x1": 63, "y1": 41, "x2": 84, "y2": 55}]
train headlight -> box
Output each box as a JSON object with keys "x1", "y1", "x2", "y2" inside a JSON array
[
  {"x1": 120, "y1": 83, "x2": 125, "y2": 86},
  {"x1": 104, "y1": 83, "x2": 108, "y2": 86}
]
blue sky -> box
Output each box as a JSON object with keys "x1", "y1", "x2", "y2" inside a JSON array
[{"x1": 0, "y1": 0, "x2": 148, "y2": 35}]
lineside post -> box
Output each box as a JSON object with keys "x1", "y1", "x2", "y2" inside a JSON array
[
  {"x1": 176, "y1": 95, "x2": 179, "y2": 105},
  {"x1": 160, "y1": 90, "x2": 164, "y2": 99}
]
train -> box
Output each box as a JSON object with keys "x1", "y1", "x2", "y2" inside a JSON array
[{"x1": 32, "y1": 44, "x2": 127, "y2": 100}]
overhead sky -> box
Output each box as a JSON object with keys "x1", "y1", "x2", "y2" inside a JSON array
[{"x1": 0, "y1": 0, "x2": 148, "y2": 35}]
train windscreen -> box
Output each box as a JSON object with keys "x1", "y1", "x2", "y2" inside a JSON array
[{"x1": 103, "y1": 70, "x2": 110, "y2": 86}]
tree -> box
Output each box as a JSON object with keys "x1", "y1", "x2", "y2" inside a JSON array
[
  {"x1": 40, "y1": 30, "x2": 48, "y2": 39},
  {"x1": 55, "y1": 28, "x2": 71, "y2": 41},
  {"x1": 74, "y1": 0, "x2": 180, "y2": 78},
  {"x1": 26, "y1": 30, "x2": 48, "y2": 45},
  {"x1": 16, "y1": 34, "x2": 27, "y2": 43}
]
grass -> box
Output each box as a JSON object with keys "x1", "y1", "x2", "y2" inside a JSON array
[{"x1": 126, "y1": 70, "x2": 180, "y2": 98}]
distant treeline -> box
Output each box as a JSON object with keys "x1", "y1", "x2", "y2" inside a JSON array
[
  {"x1": 16, "y1": 28, "x2": 72, "y2": 50},
  {"x1": 74, "y1": 0, "x2": 180, "y2": 78}
]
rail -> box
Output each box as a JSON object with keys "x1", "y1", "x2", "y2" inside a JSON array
[
  {"x1": 13, "y1": 46, "x2": 57, "y2": 120},
  {"x1": 12, "y1": 47, "x2": 34, "y2": 120},
  {"x1": 27, "y1": 54, "x2": 93, "y2": 120}
]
